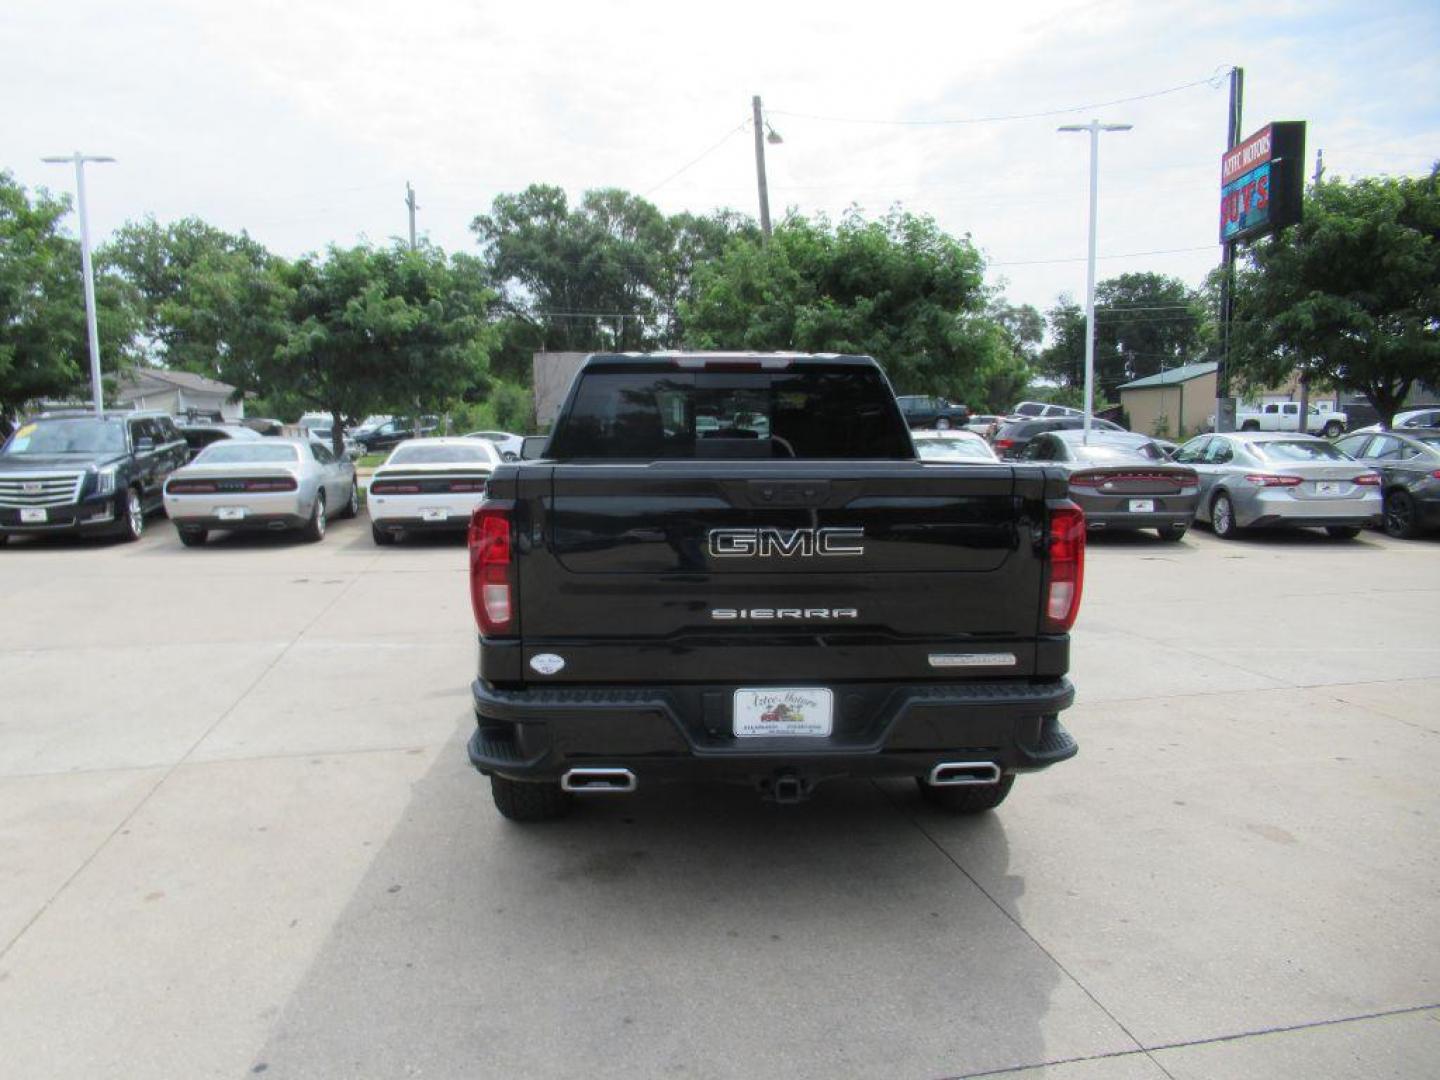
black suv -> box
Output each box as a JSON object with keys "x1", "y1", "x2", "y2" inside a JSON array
[
  {"x1": 0, "y1": 411, "x2": 188, "y2": 544},
  {"x1": 351, "y1": 416, "x2": 440, "y2": 454},
  {"x1": 895, "y1": 395, "x2": 970, "y2": 430}
]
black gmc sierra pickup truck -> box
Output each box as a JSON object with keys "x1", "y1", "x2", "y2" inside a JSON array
[{"x1": 466, "y1": 353, "x2": 1083, "y2": 822}]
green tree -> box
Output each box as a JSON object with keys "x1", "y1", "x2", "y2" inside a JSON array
[
  {"x1": 1037, "y1": 297, "x2": 1085, "y2": 389},
  {"x1": 473, "y1": 185, "x2": 670, "y2": 355},
  {"x1": 1230, "y1": 169, "x2": 1440, "y2": 427},
  {"x1": 102, "y1": 217, "x2": 284, "y2": 397},
  {"x1": 0, "y1": 172, "x2": 136, "y2": 422},
  {"x1": 1092, "y1": 272, "x2": 1205, "y2": 401},
  {"x1": 262, "y1": 242, "x2": 495, "y2": 456},
  {"x1": 681, "y1": 208, "x2": 1014, "y2": 406}
]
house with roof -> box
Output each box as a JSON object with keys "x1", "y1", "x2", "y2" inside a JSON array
[
  {"x1": 113, "y1": 367, "x2": 244, "y2": 422},
  {"x1": 1118, "y1": 362, "x2": 1217, "y2": 440}
]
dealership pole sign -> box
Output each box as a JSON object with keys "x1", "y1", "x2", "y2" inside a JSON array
[{"x1": 1219, "y1": 121, "x2": 1306, "y2": 244}]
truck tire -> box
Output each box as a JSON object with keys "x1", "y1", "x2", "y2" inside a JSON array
[
  {"x1": 339, "y1": 482, "x2": 360, "y2": 519},
  {"x1": 1323, "y1": 421, "x2": 1343, "y2": 438},
  {"x1": 916, "y1": 774, "x2": 1015, "y2": 813},
  {"x1": 371, "y1": 523, "x2": 395, "y2": 546},
  {"x1": 1211, "y1": 493, "x2": 1239, "y2": 539},
  {"x1": 1241, "y1": 420, "x2": 1260, "y2": 431},
  {"x1": 490, "y1": 775, "x2": 571, "y2": 822}
]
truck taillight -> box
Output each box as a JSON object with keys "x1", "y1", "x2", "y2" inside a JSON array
[
  {"x1": 1043, "y1": 503, "x2": 1085, "y2": 633},
  {"x1": 469, "y1": 502, "x2": 515, "y2": 636}
]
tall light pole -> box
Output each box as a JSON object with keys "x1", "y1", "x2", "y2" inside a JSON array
[
  {"x1": 42, "y1": 152, "x2": 116, "y2": 416},
  {"x1": 1057, "y1": 120, "x2": 1131, "y2": 444}
]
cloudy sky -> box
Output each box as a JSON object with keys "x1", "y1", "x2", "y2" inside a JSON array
[{"x1": 4, "y1": 0, "x2": 1437, "y2": 315}]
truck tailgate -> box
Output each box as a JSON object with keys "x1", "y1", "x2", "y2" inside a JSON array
[{"x1": 498, "y1": 460, "x2": 1060, "y2": 684}]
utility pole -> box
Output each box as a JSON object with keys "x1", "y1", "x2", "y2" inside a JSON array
[
  {"x1": 752, "y1": 95, "x2": 773, "y2": 242},
  {"x1": 405, "y1": 182, "x2": 419, "y2": 251},
  {"x1": 1216, "y1": 66, "x2": 1243, "y2": 434},
  {"x1": 1058, "y1": 119, "x2": 1132, "y2": 444},
  {"x1": 1293, "y1": 139, "x2": 1329, "y2": 438},
  {"x1": 42, "y1": 151, "x2": 116, "y2": 416}
]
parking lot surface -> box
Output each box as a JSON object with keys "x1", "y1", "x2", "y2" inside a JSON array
[{"x1": 0, "y1": 520, "x2": 1437, "y2": 1078}]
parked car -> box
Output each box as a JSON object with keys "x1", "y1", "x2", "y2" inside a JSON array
[
  {"x1": 352, "y1": 417, "x2": 440, "y2": 454},
  {"x1": 1334, "y1": 428, "x2": 1440, "y2": 538},
  {"x1": 1349, "y1": 408, "x2": 1440, "y2": 436},
  {"x1": 0, "y1": 410, "x2": 187, "y2": 544},
  {"x1": 1020, "y1": 430, "x2": 1197, "y2": 541},
  {"x1": 895, "y1": 395, "x2": 969, "y2": 430},
  {"x1": 913, "y1": 429, "x2": 999, "y2": 462},
  {"x1": 163, "y1": 438, "x2": 358, "y2": 546},
  {"x1": 1009, "y1": 401, "x2": 1083, "y2": 420},
  {"x1": 237, "y1": 417, "x2": 286, "y2": 436},
  {"x1": 307, "y1": 427, "x2": 361, "y2": 460},
  {"x1": 964, "y1": 414, "x2": 1004, "y2": 438},
  {"x1": 991, "y1": 415, "x2": 1126, "y2": 459},
  {"x1": 177, "y1": 422, "x2": 264, "y2": 462},
  {"x1": 1229, "y1": 402, "x2": 1347, "y2": 437},
  {"x1": 1172, "y1": 431, "x2": 1381, "y2": 540},
  {"x1": 367, "y1": 437, "x2": 501, "y2": 545},
  {"x1": 464, "y1": 430, "x2": 525, "y2": 462}
]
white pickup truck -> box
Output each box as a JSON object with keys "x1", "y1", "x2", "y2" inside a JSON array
[{"x1": 1234, "y1": 402, "x2": 1347, "y2": 437}]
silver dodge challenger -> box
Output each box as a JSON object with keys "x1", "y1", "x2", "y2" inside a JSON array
[{"x1": 163, "y1": 438, "x2": 358, "y2": 546}]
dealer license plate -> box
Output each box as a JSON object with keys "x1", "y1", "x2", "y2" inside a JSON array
[
  {"x1": 20, "y1": 508, "x2": 47, "y2": 524},
  {"x1": 733, "y1": 688, "x2": 834, "y2": 737},
  {"x1": 421, "y1": 508, "x2": 448, "y2": 522},
  {"x1": 216, "y1": 506, "x2": 246, "y2": 521},
  {"x1": 1314, "y1": 481, "x2": 1341, "y2": 496},
  {"x1": 1129, "y1": 499, "x2": 1155, "y2": 513}
]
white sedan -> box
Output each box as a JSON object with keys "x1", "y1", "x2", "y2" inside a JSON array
[
  {"x1": 913, "y1": 429, "x2": 999, "y2": 462},
  {"x1": 464, "y1": 430, "x2": 524, "y2": 461},
  {"x1": 366, "y1": 438, "x2": 502, "y2": 545}
]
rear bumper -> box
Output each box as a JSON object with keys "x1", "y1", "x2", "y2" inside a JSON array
[
  {"x1": 468, "y1": 677, "x2": 1077, "y2": 786},
  {"x1": 1235, "y1": 490, "x2": 1381, "y2": 529}
]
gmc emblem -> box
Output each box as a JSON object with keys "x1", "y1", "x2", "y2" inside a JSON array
[{"x1": 708, "y1": 526, "x2": 864, "y2": 558}]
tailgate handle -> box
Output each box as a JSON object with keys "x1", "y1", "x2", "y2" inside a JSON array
[{"x1": 746, "y1": 480, "x2": 831, "y2": 507}]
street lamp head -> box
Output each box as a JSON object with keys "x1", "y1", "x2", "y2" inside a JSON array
[
  {"x1": 766, "y1": 124, "x2": 783, "y2": 145},
  {"x1": 41, "y1": 153, "x2": 116, "y2": 164},
  {"x1": 1101, "y1": 124, "x2": 1134, "y2": 133},
  {"x1": 1056, "y1": 125, "x2": 1087, "y2": 133}
]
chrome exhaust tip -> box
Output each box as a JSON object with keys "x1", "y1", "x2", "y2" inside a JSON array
[
  {"x1": 927, "y1": 761, "x2": 1002, "y2": 787},
  {"x1": 561, "y1": 768, "x2": 637, "y2": 794}
]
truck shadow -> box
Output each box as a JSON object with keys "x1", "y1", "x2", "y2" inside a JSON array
[{"x1": 248, "y1": 724, "x2": 1077, "y2": 1079}]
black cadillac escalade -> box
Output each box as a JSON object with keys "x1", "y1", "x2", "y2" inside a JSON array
[
  {"x1": 0, "y1": 411, "x2": 188, "y2": 544},
  {"x1": 465, "y1": 354, "x2": 1083, "y2": 821}
]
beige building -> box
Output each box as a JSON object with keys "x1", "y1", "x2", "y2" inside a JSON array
[
  {"x1": 1118, "y1": 362, "x2": 1218, "y2": 440},
  {"x1": 114, "y1": 367, "x2": 243, "y2": 421}
]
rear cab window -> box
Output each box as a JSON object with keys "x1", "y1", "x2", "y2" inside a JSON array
[{"x1": 548, "y1": 361, "x2": 914, "y2": 460}]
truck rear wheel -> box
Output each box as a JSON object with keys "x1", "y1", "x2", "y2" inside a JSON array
[
  {"x1": 491, "y1": 775, "x2": 571, "y2": 822},
  {"x1": 915, "y1": 774, "x2": 1014, "y2": 813}
]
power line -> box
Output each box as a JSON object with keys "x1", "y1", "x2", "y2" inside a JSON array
[
  {"x1": 989, "y1": 244, "x2": 1214, "y2": 267},
  {"x1": 645, "y1": 120, "x2": 750, "y2": 196},
  {"x1": 768, "y1": 71, "x2": 1227, "y2": 127}
]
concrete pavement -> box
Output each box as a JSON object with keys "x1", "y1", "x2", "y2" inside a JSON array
[{"x1": 0, "y1": 518, "x2": 1436, "y2": 1078}]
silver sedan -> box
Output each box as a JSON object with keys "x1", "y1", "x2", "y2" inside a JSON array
[
  {"x1": 1173, "y1": 431, "x2": 1382, "y2": 539},
  {"x1": 163, "y1": 438, "x2": 358, "y2": 546}
]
